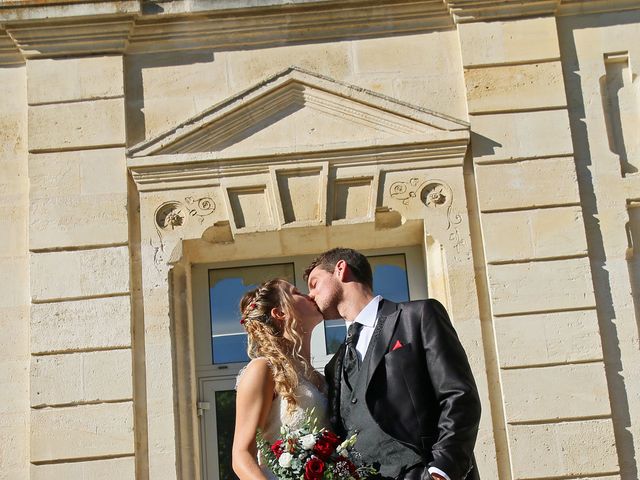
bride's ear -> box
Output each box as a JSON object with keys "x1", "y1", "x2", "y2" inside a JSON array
[{"x1": 270, "y1": 307, "x2": 286, "y2": 322}]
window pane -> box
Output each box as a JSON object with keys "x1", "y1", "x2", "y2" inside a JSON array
[
  {"x1": 209, "y1": 263, "x2": 295, "y2": 364},
  {"x1": 215, "y1": 390, "x2": 239, "y2": 480},
  {"x1": 370, "y1": 254, "x2": 410, "y2": 303},
  {"x1": 323, "y1": 254, "x2": 410, "y2": 354}
]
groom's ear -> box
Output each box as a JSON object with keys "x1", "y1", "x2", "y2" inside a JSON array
[{"x1": 335, "y1": 259, "x2": 347, "y2": 281}]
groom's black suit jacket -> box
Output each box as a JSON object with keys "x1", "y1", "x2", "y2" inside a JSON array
[{"x1": 325, "y1": 299, "x2": 481, "y2": 480}]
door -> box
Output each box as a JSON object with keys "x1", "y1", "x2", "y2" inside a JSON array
[{"x1": 193, "y1": 247, "x2": 426, "y2": 479}]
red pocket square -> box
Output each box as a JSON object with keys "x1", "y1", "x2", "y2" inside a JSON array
[{"x1": 392, "y1": 340, "x2": 403, "y2": 351}]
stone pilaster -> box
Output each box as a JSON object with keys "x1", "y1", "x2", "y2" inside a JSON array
[
  {"x1": 0, "y1": 29, "x2": 28, "y2": 480},
  {"x1": 2, "y1": 11, "x2": 139, "y2": 479},
  {"x1": 458, "y1": 13, "x2": 619, "y2": 480},
  {"x1": 558, "y1": 10, "x2": 640, "y2": 478}
]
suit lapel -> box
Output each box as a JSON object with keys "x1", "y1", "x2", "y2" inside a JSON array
[{"x1": 364, "y1": 299, "x2": 401, "y2": 388}]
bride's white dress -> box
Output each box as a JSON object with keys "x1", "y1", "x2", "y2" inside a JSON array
[
  {"x1": 260, "y1": 375, "x2": 330, "y2": 443},
  {"x1": 236, "y1": 360, "x2": 330, "y2": 479}
]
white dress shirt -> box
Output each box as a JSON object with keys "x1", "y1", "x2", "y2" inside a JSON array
[
  {"x1": 346, "y1": 296, "x2": 451, "y2": 480},
  {"x1": 347, "y1": 295, "x2": 381, "y2": 361}
]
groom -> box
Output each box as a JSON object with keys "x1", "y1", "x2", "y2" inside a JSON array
[{"x1": 305, "y1": 248, "x2": 481, "y2": 480}]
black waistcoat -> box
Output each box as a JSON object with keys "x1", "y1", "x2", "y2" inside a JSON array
[{"x1": 340, "y1": 320, "x2": 422, "y2": 478}]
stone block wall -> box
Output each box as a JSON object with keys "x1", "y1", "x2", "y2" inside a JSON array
[{"x1": 0, "y1": 1, "x2": 639, "y2": 479}]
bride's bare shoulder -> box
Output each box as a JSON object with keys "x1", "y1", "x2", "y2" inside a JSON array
[{"x1": 235, "y1": 358, "x2": 273, "y2": 390}]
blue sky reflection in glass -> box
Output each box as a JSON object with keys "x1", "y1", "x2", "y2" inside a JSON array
[
  {"x1": 209, "y1": 263, "x2": 295, "y2": 364},
  {"x1": 324, "y1": 254, "x2": 410, "y2": 354}
]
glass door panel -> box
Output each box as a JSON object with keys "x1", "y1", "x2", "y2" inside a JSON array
[
  {"x1": 200, "y1": 377, "x2": 239, "y2": 480},
  {"x1": 215, "y1": 389, "x2": 238, "y2": 480},
  {"x1": 209, "y1": 263, "x2": 295, "y2": 364}
]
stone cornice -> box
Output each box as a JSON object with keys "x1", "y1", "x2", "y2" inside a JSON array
[
  {"x1": 137, "y1": 0, "x2": 428, "y2": 16},
  {"x1": 5, "y1": 16, "x2": 135, "y2": 58},
  {"x1": 447, "y1": 0, "x2": 640, "y2": 22},
  {"x1": 128, "y1": 140, "x2": 470, "y2": 192},
  {"x1": 447, "y1": 0, "x2": 559, "y2": 23},
  {"x1": 0, "y1": 1, "x2": 140, "y2": 23},
  {"x1": 556, "y1": 0, "x2": 640, "y2": 16},
  {"x1": 0, "y1": 1, "x2": 138, "y2": 58},
  {"x1": 128, "y1": 0, "x2": 453, "y2": 53},
  {"x1": 0, "y1": 29, "x2": 22, "y2": 65},
  {"x1": 0, "y1": 0, "x2": 637, "y2": 61}
]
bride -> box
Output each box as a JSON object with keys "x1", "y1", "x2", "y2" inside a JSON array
[{"x1": 232, "y1": 279, "x2": 329, "y2": 480}]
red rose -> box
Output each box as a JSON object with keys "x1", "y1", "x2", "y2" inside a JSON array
[
  {"x1": 323, "y1": 431, "x2": 340, "y2": 447},
  {"x1": 313, "y1": 431, "x2": 340, "y2": 460},
  {"x1": 304, "y1": 456, "x2": 325, "y2": 480},
  {"x1": 270, "y1": 439, "x2": 284, "y2": 458}
]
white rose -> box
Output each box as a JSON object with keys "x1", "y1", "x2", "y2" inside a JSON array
[
  {"x1": 278, "y1": 452, "x2": 293, "y2": 468},
  {"x1": 300, "y1": 434, "x2": 316, "y2": 450}
]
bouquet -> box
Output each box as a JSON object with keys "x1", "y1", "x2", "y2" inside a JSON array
[{"x1": 256, "y1": 409, "x2": 379, "y2": 480}]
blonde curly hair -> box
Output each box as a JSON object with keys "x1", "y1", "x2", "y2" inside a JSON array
[{"x1": 240, "y1": 279, "x2": 325, "y2": 411}]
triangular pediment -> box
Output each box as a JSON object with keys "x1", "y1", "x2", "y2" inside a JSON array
[{"x1": 127, "y1": 67, "x2": 469, "y2": 158}]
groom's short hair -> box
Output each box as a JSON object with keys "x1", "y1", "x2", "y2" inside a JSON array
[{"x1": 304, "y1": 247, "x2": 373, "y2": 289}]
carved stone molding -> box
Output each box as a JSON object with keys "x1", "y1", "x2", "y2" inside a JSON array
[
  {"x1": 155, "y1": 196, "x2": 215, "y2": 231},
  {"x1": 421, "y1": 182, "x2": 450, "y2": 208},
  {"x1": 0, "y1": 29, "x2": 21, "y2": 65},
  {"x1": 5, "y1": 17, "x2": 135, "y2": 58},
  {"x1": 446, "y1": 0, "x2": 640, "y2": 22},
  {"x1": 152, "y1": 195, "x2": 216, "y2": 266},
  {"x1": 129, "y1": 0, "x2": 452, "y2": 53},
  {"x1": 0, "y1": 1, "x2": 450, "y2": 59},
  {"x1": 0, "y1": 1, "x2": 139, "y2": 23},
  {"x1": 129, "y1": 70, "x2": 471, "y2": 262},
  {"x1": 556, "y1": 0, "x2": 640, "y2": 16},
  {"x1": 390, "y1": 178, "x2": 454, "y2": 209},
  {"x1": 0, "y1": 0, "x2": 636, "y2": 64},
  {"x1": 390, "y1": 177, "x2": 465, "y2": 253},
  {"x1": 446, "y1": 0, "x2": 558, "y2": 23}
]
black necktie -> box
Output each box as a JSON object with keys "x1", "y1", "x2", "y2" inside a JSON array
[{"x1": 343, "y1": 322, "x2": 363, "y2": 389}]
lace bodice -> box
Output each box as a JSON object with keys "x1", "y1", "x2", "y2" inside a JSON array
[{"x1": 260, "y1": 375, "x2": 330, "y2": 443}]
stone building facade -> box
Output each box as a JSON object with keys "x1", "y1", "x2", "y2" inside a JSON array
[{"x1": 1, "y1": 0, "x2": 639, "y2": 479}]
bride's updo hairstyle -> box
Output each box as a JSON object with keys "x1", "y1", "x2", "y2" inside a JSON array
[{"x1": 239, "y1": 279, "x2": 324, "y2": 410}]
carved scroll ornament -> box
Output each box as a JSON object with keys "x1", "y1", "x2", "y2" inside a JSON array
[
  {"x1": 389, "y1": 178, "x2": 465, "y2": 253},
  {"x1": 155, "y1": 196, "x2": 216, "y2": 231}
]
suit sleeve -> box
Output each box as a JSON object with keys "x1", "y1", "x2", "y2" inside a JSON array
[{"x1": 420, "y1": 299, "x2": 481, "y2": 480}]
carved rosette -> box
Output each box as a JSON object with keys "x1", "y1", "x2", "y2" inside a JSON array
[
  {"x1": 156, "y1": 202, "x2": 186, "y2": 230},
  {"x1": 421, "y1": 183, "x2": 449, "y2": 208},
  {"x1": 390, "y1": 178, "x2": 465, "y2": 254}
]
